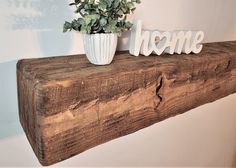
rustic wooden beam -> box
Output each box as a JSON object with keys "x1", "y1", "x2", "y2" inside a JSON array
[{"x1": 17, "y1": 41, "x2": 236, "y2": 166}]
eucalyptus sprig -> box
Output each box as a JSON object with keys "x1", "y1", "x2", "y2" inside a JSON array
[{"x1": 63, "y1": 0, "x2": 141, "y2": 35}]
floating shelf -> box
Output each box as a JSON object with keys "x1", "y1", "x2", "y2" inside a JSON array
[{"x1": 17, "y1": 41, "x2": 236, "y2": 166}]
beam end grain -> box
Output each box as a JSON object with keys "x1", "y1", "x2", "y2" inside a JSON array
[{"x1": 17, "y1": 41, "x2": 236, "y2": 166}]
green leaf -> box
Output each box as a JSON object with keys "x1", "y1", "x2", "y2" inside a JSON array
[
  {"x1": 99, "y1": 17, "x2": 107, "y2": 26},
  {"x1": 63, "y1": 0, "x2": 141, "y2": 34},
  {"x1": 63, "y1": 21, "x2": 72, "y2": 32}
]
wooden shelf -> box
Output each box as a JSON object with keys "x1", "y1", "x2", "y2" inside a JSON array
[{"x1": 17, "y1": 41, "x2": 236, "y2": 166}]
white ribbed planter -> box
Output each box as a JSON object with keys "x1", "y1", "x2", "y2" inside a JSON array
[{"x1": 83, "y1": 33, "x2": 118, "y2": 65}]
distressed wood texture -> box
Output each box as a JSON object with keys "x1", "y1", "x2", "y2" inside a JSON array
[{"x1": 17, "y1": 41, "x2": 236, "y2": 166}]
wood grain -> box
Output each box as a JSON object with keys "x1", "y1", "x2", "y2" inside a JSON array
[{"x1": 17, "y1": 41, "x2": 236, "y2": 166}]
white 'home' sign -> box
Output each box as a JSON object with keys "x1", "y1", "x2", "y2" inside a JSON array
[{"x1": 129, "y1": 20, "x2": 204, "y2": 56}]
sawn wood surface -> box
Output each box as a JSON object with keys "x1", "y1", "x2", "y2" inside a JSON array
[{"x1": 17, "y1": 41, "x2": 236, "y2": 165}]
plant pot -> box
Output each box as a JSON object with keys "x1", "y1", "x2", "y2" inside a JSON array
[{"x1": 83, "y1": 33, "x2": 118, "y2": 65}]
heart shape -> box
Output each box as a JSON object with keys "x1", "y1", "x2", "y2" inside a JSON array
[{"x1": 151, "y1": 31, "x2": 171, "y2": 55}]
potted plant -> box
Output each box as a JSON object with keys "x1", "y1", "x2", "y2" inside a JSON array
[{"x1": 63, "y1": 0, "x2": 141, "y2": 65}]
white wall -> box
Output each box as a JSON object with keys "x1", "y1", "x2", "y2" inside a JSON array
[{"x1": 0, "y1": 0, "x2": 236, "y2": 167}]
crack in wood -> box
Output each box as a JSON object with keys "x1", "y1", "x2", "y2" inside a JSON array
[
  {"x1": 155, "y1": 76, "x2": 164, "y2": 109},
  {"x1": 227, "y1": 60, "x2": 231, "y2": 69}
]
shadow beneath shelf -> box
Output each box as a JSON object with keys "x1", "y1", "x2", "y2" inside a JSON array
[{"x1": 0, "y1": 60, "x2": 23, "y2": 139}]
